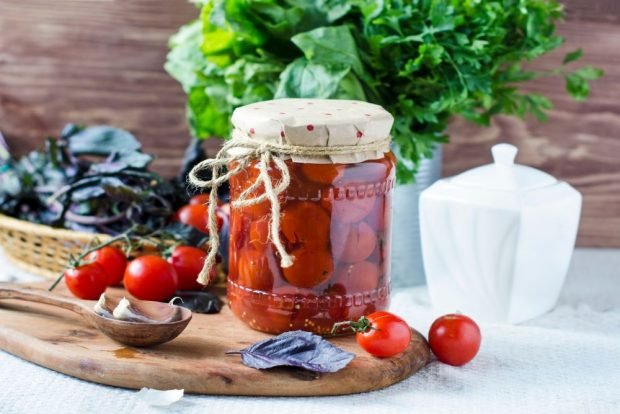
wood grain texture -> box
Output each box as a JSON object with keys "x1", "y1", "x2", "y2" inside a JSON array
[
  {"x1": 0, "y1": 283, "x2": 430, "y2": 396},
  {"x1": 0, "y1": 0, "x2": 198, "y2": 175},
  {"x1": 0, "y1": 0, "x2": 618, "y2": 246}
]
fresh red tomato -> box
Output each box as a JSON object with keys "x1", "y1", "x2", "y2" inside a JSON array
[
  {"x1": 124, "y1": 255, "x2": 178, "y2": 301},
  {"x1": 428, "y1": 314, "x2": 481, "y2": 366},
  {"x1": 168, "y1": 246, "x2": 214, "y2": 290},
  {"x1": 177, "y1": 204, "x2": 223, "y2": 234},
  {"x1": 64, "y1": 263, "x2": 108, "y2": 300},
  {"x1": 85, "y1": 246, "x2": 127, "y2": 286},
  {"x1": 189, "y1": 194, "x2": 210, "y2": 206},
  {"x1": 350, "y1": 311, "x2": 412, "y2": 358}
]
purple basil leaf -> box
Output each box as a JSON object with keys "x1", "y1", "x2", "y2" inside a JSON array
[
  {"x1": 68, "y1": 125, "x2": 141, "y2": 156},
  {"x1": 229, "y1": 330, "x2": 355, "y2": 373}
]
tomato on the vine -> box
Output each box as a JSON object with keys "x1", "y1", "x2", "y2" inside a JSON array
[
  {"x1": 428, "y1": 314, "x2": 481, "y2": 366},
  {"x1": 337, "y1": 311, "x2": 411, "y2": 358},
  {"x1": 168, "y1": 245, "x2": 214, "y2": 290},
  {"x1": 85, "y1": 246, "x2": 127, "y2": 286},
  {"x1": 64, "y1": 263, "x2": 108, "y2": 300},
  {"x1": 124, "y1": 255, "x2": 178, "y2": 301}
]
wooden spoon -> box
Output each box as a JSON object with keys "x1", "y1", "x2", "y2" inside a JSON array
[{"x1": 0, "y1": 285, "x2": 192, "y2": 347}]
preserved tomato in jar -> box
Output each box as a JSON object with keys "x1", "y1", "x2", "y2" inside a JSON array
[{"x1": 225, "y1": 99, "x2": 395, "y2": 335}]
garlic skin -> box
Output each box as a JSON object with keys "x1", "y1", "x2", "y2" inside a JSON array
[
  {"x1": 93, "y1": 293, "x2": 113, "y2": 318},
  {"x1": 112, "y1": 297, "x2": 133, "y2": 320},
  {"x1": 136, "y1": 388, "x2": 184, "y2": 407},
  {"x1": 111, "y1": 297, "x2": 158, "y2": 323}
]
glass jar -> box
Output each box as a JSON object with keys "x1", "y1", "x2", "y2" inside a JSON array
[{"x1": 227, "y1": 153, "x2": 395, "y2": 334}]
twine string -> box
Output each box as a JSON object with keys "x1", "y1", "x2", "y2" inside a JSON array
[{"x1": 188, "y1": 136, "x2": 390, "y2": 285}]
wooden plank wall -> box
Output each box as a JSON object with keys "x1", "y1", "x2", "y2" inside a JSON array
[{"x1": 0, "y1": 0, "x2": 618, "y2": 246}]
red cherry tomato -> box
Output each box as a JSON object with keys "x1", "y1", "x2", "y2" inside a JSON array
[
  {"x1": 168, "y1": 246, "x2": 214, "y2": 290},
  {"x1": 352, "y1": 311, "x2": 412, "y2": 358},
  {"x1": 85, "y1": 246, "x2": 127, "y2": 286},
  {"x1": 300, "y1": 163, "x2": 344, "y2": 185},
  {"x1": 428, "y1": 314, "x2": 481, "y2": 366},
  {"x1": 189, "y1": 194, "x2": 210, "y2": 206},
  {"x1": 177, "y1": 204, "x2": 223, "y2": 234},
  {"x1": 282, "y1": 248, "x2": 333, "y2": 288},
  {"x1": 331, "y1": 195, "x2": 376, "y2": 224},
  {"x1": 248, "y1": 218, "x2": 270, "y2": 249},
  {"x1": 124, "y1": 255, "x2": 178, "y2": 301},
  {"x1": 365, "y1": 198, "x2": 388, "y2": 232},
  {"x1": 331, "y1": 221, "x2": 377, "y2": 263},
  {"x1": 237, "y1": 248, "x2": 274, "y2": 291},
  {"x1": 333, "y1": 261, "x2": 380, "y2": 293},
  {"x1": 280, "y1": 201, "x2": 330, "y2": 249},
  {"x1": 64, "y1": 263, "x2": 108, "y2": 300},
  {"x1": 232, "y1": 161, "x2": 283, "y2": 220}
]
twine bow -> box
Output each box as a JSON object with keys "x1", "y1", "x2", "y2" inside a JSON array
[{"x1": 188, "y1": 135, "x2": 391, "y2": 285}]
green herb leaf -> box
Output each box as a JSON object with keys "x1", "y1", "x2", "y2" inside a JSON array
[
  {"x1": 572, "y1": 66, "x2": 604, "y2": 81},
  {"x1": 291, "y1": 26, "x2": 364, "y2": 76},
  {"x1": 275, "y1": 58, "x2": 351, "y2": 98},
  {"x1": 563, "y1": 48, "x2": 583, "y2": 65}
]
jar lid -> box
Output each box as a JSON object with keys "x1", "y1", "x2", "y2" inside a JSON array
[
  {"x1": 450, "y1": 143, "x2": 557, "y2": 191},
  {"x1": 231, "y1": 99, "x2": 393, "y2": 163}
]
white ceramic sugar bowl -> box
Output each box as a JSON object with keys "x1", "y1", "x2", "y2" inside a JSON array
[{"x1": 420, "y1": 143, "x2": 582, "y2": 323}]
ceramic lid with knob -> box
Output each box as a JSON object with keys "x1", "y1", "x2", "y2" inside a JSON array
[{"x1": 449, "y1": 143, "x2": 557, "y2": 191}]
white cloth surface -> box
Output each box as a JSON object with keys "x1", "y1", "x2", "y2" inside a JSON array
[{"x1": 1, "y1": 248, "x2": 619, "y2": 414}]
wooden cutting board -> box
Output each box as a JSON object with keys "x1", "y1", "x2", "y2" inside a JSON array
[{"x1": 0, "y1": 283, "x2": 430, "y2": 396}]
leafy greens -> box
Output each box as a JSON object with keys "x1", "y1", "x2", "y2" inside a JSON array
[{"x1": 166, "y1": 0, "x2": 603, "y2": 182}]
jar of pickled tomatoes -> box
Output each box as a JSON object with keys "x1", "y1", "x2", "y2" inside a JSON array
[{"x1": 226, "y1": 99, "x2": 395, "y2": 335}]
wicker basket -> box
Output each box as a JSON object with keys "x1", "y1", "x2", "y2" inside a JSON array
[
  {"x1": 0, "y1": 214, "x2": 226, "y2": 284},
  {"x1": 0, "y1": 214, "x2": 114, "y2": 279}
]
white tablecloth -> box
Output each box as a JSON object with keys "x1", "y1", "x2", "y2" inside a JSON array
[{"x1": 1, "y1": 248, "x2": 619, "y2": 414}]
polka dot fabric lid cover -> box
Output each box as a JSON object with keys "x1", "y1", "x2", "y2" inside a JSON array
[{"x1": 231, "y1": 98, "x2": 394, "y2": 164}]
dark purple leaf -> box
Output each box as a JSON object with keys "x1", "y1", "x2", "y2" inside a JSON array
[
  {"x1": 68, "y1": 126, "x2": 141, "y2": 156},
  {"x1": 228, "y1": 330, "x2": 355, "y2": 373},
  {"x1": 89, "y1": 161, "x2": 127, "y2": 174},
  {"x1": 175, "y1": 291, "x2": 222, "y2": 314},
  {"x1": 90, "y1": 151, "x2": 153, "y2": 174}
]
